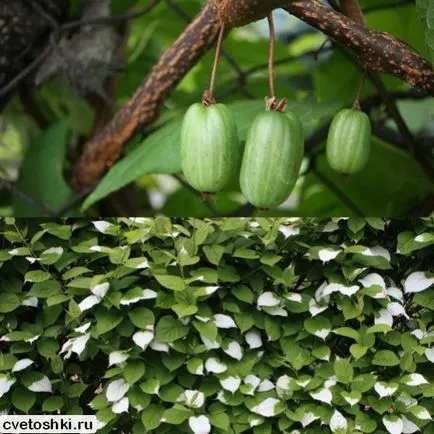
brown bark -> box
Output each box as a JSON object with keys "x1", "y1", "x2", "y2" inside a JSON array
[
  {"x1": 285, "y1": 0, "x2": 433, "y2": 94},
  {"x1": 72, "y1": 2, "x2": 220, "y2": 189},
  {"x1": 72, "y1": 0, "x2": 434, "y2": 190},
  {"x1": 210, "y1": 0, "x2": 282, "y2": 28}
]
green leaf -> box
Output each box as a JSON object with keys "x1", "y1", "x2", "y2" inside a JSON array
[
  {"x1": 397, "y1": 231, "x2": 434, "y2": 254},
  {"x1": 123, "y1": 360, "x2": 146, "y2": 384},
  {"x1": 348, "y1": 217, "x2": 366, "y2": 233},
  {"x1": 25, "y1": 270, "x2": 51, "y2": 283},
  {"x1": 334, "y1": 358, "x2": 354, "y2": 384},
  {"x1": 141, "y1": 404, "x2": 165, "y2": 430},
  {"x1": 124, "y1": 257, "x2": 149, "y2": 269},
  {"x1": 312, "y1": 345, "x2": 331, "y2": 361},
  {"x1": 82, "y1": 119, "x2": 183, "y2": 210},
  {"x1": 94, "y1": 311, "x2": 123, "y2": 336},
  {"x1": 352, "y1": 374, "x2": 377, "y2": 393},
  {"x1": 161, "y1": 353, "x2": 185, "y2": 372},
  {"x1": 120, "y1": 287, "x2": 146, "y2": 304},
  {"x1": 12, "y1": 386, "x2": 36, "y2": 413},
  {"x1": 37, "y1": 339, "x2": 60, "y2": 358},
  {"x1": 304, "y1": 316, "x2": 332, "y2": 339},
  {"x1": 40, "y1": 248, "x2": 64, "y2": 265},
  {"x1": 264, "y1": 316, "x2": 281, "y2": 341},
  {"x1": 209, "y1": 411, "x2": 230, "y2": 430},
  {"x1": 128, "y1": 387, "x2": 151, "y2": 410},
  {"x1": 140, "y1": 378, "x2": 160, "y2": 394},
  {"x1": 14, "y1": 120, "x2": 74, "y2": 216},
  {"x1": 109, "y1": 246, "x2": 130, "y2": 265},
  {"x1": 186, "y1": 358, "x2": 204, "y2": 376},
  {"x1": 232, "y1": 286, "x2": 254, "y2": 304},
  {"x1": 42, "y1": 396, "x2": 64, "y2": 412},
  {"x1": 193, "y1": 320, "x2": 218, "y2": 341},
  {"x1": 350, "y1": 343, "x2": 368, "y2": 359},
  {"x1": 128, "y1": 307, "x2": 155, "y2": 329},
  {"x1": 334, "y1": 327, "x2": 360, "y2": 341},
  {"x1": 95, "y1": 408, "x2": 116, "y2": 425},
  {"x1": 67, "y1": 383, "x2": 88, "y2": 398},
  {"x1": 162, "y1": 405, "x2": 193, "y2": 424},
  {"x1": 172, "y1": 303, "x2": 198, "y2": 317},
  {"x1": 372, "y1": 350, "x2": 400, "y2": 366},
  {"x1": 0, "y1": 293, "x2": 20, "y2": 313},
  {"x1": 29, "y1": 280, "x2": 62, "y2": 298},
  {"x1": 154, "y1": 275, "x2": 185, "y2": 291},
  {"x1": 203, "y1": 245, "x2": 225, "y2": 265},
  {"x1": 159, "y1": 384, "x2": 184, "y2": 402},
  {"x1": 234, "y1": 312, "x2": 254, "y2": 332},
  {"x1": 46, "y1": 295, "x2": 70, "y2": 307},
  {"x1": 155, "y1": 316, "x2": 189, "y2": 342},
  {"x1": 414, "y1": 289, "x2": 434, "y2": 309}
]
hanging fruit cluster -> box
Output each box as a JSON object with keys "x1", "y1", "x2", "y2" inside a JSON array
[{"x1": 180, "y1": 14, "x2": 372, "y2": 210}]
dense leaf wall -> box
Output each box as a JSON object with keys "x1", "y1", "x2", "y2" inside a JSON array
[{"x1": 0, "y1": 217, "x2": 433, "y2": 433}]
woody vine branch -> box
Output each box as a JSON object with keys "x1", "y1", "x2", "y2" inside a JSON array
[{"x1": 65, "y1": 0, "x2": 433, "y2": 189}]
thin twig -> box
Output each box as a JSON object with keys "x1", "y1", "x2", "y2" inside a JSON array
[
  {"x1": 54, "y1": 185, "x2": 97, "y2": 217},
  {"x1": 26, "y1": 0, "x2": 59, "y2": 29},
  {"x1": 311, "y1": 165, "x2": 365, "y2": 216},
  {"x1": 0, "y1": 45, "x2": 53, "y2": 100},
  {"x1": 314, "y1": 38, "x2": 332, "y2": 61},
  {"x1": 245, "y1": 46, "x2": 334, "y2": 76},
  {"x1": 0, "y1": 178, "x2": 55, "y2": 216}
]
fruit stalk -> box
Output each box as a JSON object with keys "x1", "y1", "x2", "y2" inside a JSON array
[
  {"x1": 267, "y1": 13, "x2": 276, "y2": 100},
  {"x1": 203, "y1": 22, "x2": 226, "y2": 106}
]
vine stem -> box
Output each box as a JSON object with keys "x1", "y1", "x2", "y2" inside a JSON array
[
  {"x1": 204, "y1": 22, "x2": 226, "y2": 105},
  {"x1": 267, "y1": 12, "x2": 276, "y2": 100}
]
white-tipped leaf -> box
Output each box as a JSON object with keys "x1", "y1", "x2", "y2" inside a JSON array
[
  {"x1": 220, "y1": 376, "x2": 241, "y2": 394},
  {"x1": 12, "y1": 359, "x2": 34, "y2": 372},
  {"x1": 251, "y1": 397, "x2": 281, "y2": 417},
  {"x1": 213, "y1": 314, "x2": 237, "y2": 329},
  {"x1": 205, "y1": 358, "x2": 227, "y2": 373},
  {"x1": 132, "y1": 331, "x2": 154, "y2": 350},
  {"x1": 404, "y1": 271, "x2": 434, "y2": 293},
  {"x1": 257, "y1": 292, "x2": 281, "y2": 308},
  {"x1": 188, "y1": 415, "x2": 211, "y2": 434},
  {"x1": 383, "y1": 415, "x2": 404, "y2": 434},
  {"x1": 330, "y1": 410, "x2": 348, "y2": 433},
  {"x1": 112, "y1": 397, "x2": 129, "y2": 414},
  {"x1": 106, "y1": 379, "x2": 130, "y2": 402}
]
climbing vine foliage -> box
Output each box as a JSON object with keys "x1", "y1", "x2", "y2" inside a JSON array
[{"x1": 0, "y1": 217, "x2": 433, "y2": 434}]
